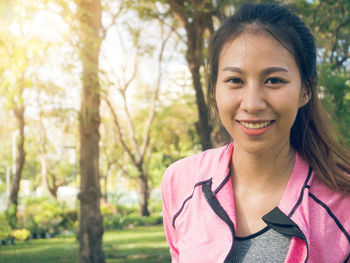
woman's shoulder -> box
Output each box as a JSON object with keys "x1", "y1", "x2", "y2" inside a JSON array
[
  {"x1": 161, "y1": 144, "x2": 232, "y2": 198},
  {"x1": 309, "y1": 169, "x2": 350, "y2": 201},
  {"x1": 164, "y1": 144, "x2": 231, "y2": 179},
  {"x1": 161, "y1": 144, "x2": 232, "y2": 216},
  {"x1": 308, "y1": 172, "x2": 350, "y2": 227}
]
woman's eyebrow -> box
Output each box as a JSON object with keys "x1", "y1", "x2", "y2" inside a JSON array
[
  {"x1": 262, "y1": 67, "x2": 288, "y2": 75},
  {"x1": 222, "y1": 66, "x2": 288, "y2": 74},
  {"x1": 222, "y1": 66, "x2": 244, "y2": 73}
]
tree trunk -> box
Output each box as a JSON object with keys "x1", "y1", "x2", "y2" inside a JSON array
[
  {"x1": 137, "y1": 170, "x2": 150, "y2": 217},
  {"x1": 40, "y1": 154, "x2": 59, "y2": 198},
  {"x1": 166, "y1": 0, "x2": 213, "y2": 150},
  {"x1": 188, "y1": 58, "x2": 212, "y2": 150},
  {"x1": 39, "y1": 153, "x2": 50, "y2": 195},
  {"x1": 76, "y1": 0, "x2": 105, "y2": 262},
  {"x1": 8, "y1": 105, "x2": 26, "y2": 226},
  {"x1": 185, "y1": 18, "x2": 213, "y2": 150}
]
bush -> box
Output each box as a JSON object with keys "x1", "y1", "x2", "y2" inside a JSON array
[
  {"x1": 121, "y1": 214, "x2": 163, "y2": 228},
  {"x1": 59, "y1": 210, "x2": 77, "y2": 233},
  {"x1": 103, "y1": 214, "x2": 163, "y2": 230},
  {"x1": 18, "y1": 197, "x2": 77, "y2": 237},
  {"x1": 6, "y1": 204, "x2": 17, "y2": 229},
  {"x1": 115, "y1": 204, "x2": 138, "y2": 216},
  {"x1": 11, "y1": 229, "x2": 30, "y2": 241},
  {"x1": 103, "y1": 215, "x2": 123, "y2": 230},
  {"x1": 100, "y1": 201, "x2": 117, "y2": 216},
  {"x1": 0, "y1": 213, "x2": 12, "y2": 243},
  {"x1": 19, "y1": 197, "x2": 62, "y2": 235}
]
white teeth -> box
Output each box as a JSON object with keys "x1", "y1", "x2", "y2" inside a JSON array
[{"x1": 240, "y1": 121, "x2": 271, "y2": 129}]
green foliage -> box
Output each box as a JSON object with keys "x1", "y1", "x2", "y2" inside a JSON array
[
  {"x1": 18, "y1": 197, "x2": 77, "y2": 235},
  {"x1": 103, "y1": 214, "x2": 163, "y2": 230},
  {"x1": 59, "y1": 210, "x2": 78, "y2": 233},
  {"x1": 0, "y1": 213, "x2": 12, "y2": 241},
  {"x1": 103, "y1": 215, "x2": 123, "y2": 230},
  {"x1": 100, "y1": 201, "x2": 117, "y2": 216},
  {"x1": 319, "y1": 63, "x2": 350, "y2": 145},
  {"x1": 293, "y1": 0, "x2": 350, "y2": 67},
  {"x1": 101, "y1": 200, "x2": 138, "y2": 216},
  {"x1": 120, "y1": 214, "x2": 163, "y2": 228},
  {"x1": 11, "y1": 229, "x2": 31, "y2": 241},
  {"x1": 114, "y1": 204, "x2": 139, "y2": 216},
  {"x1": 101, "y1": 202, "x2": 163, "y2": 230},
  {"x1": 6, "y1": 204, "x2": 17, "y2": 229},
  {"x1": 151, "y1": 93, "x2": 200, "y2": 160},
  {"x1": 0, "y1": 117, "x2": 12, "y2": 186},
  {"x1": 124, "y1": 0, "x2": 171, "y2": 21}
]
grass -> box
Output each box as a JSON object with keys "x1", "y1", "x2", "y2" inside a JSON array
[{"x1": 0, "y1": 225, "x2": 171, "y2": 263}]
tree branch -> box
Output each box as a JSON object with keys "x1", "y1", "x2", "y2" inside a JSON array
[
  {"x1": 118, "y1": 88, "x2": 141, "y2": 162},
  {"x1": 115, "y1": 159, "x2": 131, "y2": 178},
  {"x1": 121, "y1": 50, "x2": 138, "y2": 92},
  {"x1": 330, "y1": 16, "x2": 350, "y2": 63},
  {"x1": 163, "y1": 20, "x2": 186, "y2": 45},
  {"x1": 101, "y1": 2, "x2": 123, "y2": 39},
  {"x1": 166, "y1": 0, "x2": 188, "y2": 27},
  {"x1": 117, "y1": 47, "x2": 140, "y2": 161},
  {"x1": 102, "y1": 95, "x2": 137, "y2": 166},
  {"x1": 140, "y1": 25, "x2": 173, "y2": 157},
  {"x1": 331, "y1": 55, "x2": 350, "y2": 70}
]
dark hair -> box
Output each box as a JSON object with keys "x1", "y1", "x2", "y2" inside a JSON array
[{"x1": 207, "y1": 3, "x2": 350, "y2": 192}]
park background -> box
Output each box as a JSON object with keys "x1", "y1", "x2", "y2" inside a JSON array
[{"x1": 0, "y1": 0, "x2": 349, "y2": 262}]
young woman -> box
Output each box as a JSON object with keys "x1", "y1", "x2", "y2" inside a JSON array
[{"x1": 162, "y1": 3, "x2": 350, "y2": 263}]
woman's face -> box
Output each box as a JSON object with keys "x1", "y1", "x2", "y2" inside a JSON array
[{"x1": 215, "y1": 32, "x2": 309, "y2": 155}]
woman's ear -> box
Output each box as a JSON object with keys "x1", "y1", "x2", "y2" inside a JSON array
[{"x1": 299, "y1": 86, "x2": 310, "y2": 108}]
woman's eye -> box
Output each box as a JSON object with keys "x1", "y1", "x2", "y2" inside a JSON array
[
  {"x1": 225, "y1": 78, "x2": 243, "y2": 84},
  {"x1": 265, "y1": 77, "x2": 285, "y2": 85}
]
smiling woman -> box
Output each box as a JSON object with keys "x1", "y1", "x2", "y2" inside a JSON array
[
  {"x1": 161, "y1": 3, "x2": 350, "y2": 263},
  {"x1": 215, "y1": 32, "x2": 309, "y2": 156}
]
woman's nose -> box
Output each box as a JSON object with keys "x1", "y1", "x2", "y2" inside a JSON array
[{"x1": 240, "y1": 84, "x2": 267, "y2": 113}]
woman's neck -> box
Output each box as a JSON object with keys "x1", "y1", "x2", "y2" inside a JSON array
[{"x1": 231, "y1": 142, "x2": 295, "y2": 193}]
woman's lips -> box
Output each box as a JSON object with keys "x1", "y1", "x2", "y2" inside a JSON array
[{"x1": 237, "y1": 120, "x2": 275, "y2": 136}]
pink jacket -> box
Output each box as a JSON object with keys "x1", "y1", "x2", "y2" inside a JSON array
[{"x1": 161, "y1": 143, "x2": 350, "y2": 262}]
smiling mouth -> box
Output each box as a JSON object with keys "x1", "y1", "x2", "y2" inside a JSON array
[{"x1": 239, "y1": 120, "x2": 274, "y2": 129}]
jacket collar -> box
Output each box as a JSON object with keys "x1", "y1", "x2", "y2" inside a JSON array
[
  {"x1": 210, "y1": 143, "x2": 234, "y2": 192},
  {"x1": 211, "y1": 142, "x2": 313, "y2": 217},
  {"x1": 278, "y1": 153, "x2": 313, "y2": 216}
]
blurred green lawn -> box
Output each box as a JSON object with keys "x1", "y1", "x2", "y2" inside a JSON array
[{"x1": 0, "y1": 225, "x2": 171, "y2": 263}]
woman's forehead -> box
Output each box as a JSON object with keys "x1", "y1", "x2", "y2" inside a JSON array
[
  {"x1": 219, "y1": 33, "x2": 294, "y2": 61},
  {"x1": 218, "y1": 32, "x2": 297, "y2": 70}
]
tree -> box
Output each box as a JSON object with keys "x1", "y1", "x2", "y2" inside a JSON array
[
  {"x1": 0, "y1": 2, "x2": 32, "y2": 225},
  {"x1": 36, "y1": 104, "x2": 73, "y2": 198},
  {"x1": 75, "y1": 0, "x2": 105, "y2": 262},
  {"x1": 7, "y1": 72, "x2": 26, "y2": 217},
  {"x1": 293, "y1": 0, "x2": 350, "y2": 145},
  {"x1": 52, "y1": 0, "x2": 124, "y2": 260},
  {"x1": 102, "y1": 17, "x2": 173, "y2": 216},
  {"x1": 294, "y1": 0, "x2": 350, "y2": 69},
  {"x1": 0, "y1": 0, "x2": 73, "y2": 217},
  {"x1": 164, "y1": 0, "x2": 215, "y2": 150}
]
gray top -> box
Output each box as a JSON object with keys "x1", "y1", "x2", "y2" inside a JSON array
[{"x1": 231, "y1": 227, "x2": 291, "y2": 263}]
